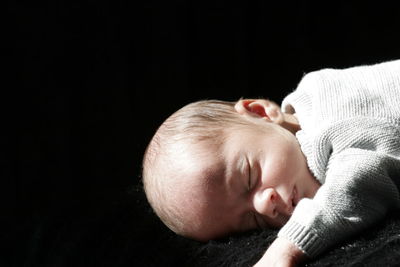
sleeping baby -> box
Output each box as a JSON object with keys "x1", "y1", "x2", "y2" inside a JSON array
[{"x1": 142, "y1": 60, "x2": 400, "y2": 266}]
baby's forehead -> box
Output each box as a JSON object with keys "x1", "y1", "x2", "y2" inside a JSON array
[
  {"x1": 162, "y1": 140, "x2": 234, "y2": 194},
  {"x1": 190, "y1": 154, "x2": 226, "y2": 185},
  {"x1": 188, "y1": 160, "x2": 228, "y2": 194},
  {"x1": 184, "y1": 139, "x2": 246, "y2": 182}
]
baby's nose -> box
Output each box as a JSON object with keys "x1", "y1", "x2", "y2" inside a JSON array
[{"x1": 252, "y1": 188, "x2": 279, "y2": 218}]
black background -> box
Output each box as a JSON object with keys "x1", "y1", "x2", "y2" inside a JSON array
[{"x1": 11, "y1": 1, "x2": 400, "y2": 266}]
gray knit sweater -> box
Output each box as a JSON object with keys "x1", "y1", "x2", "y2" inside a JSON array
[{"x1": 278, "y1": 60, "x2": 400, "y2": 258}]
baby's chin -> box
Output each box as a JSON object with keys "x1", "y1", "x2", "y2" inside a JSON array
[{"x1": 269, "y1": 213, "x2": 291, "y2": 229}]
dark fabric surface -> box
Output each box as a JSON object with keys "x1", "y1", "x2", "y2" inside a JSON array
[
  {"x1": 192, "y1": 214, "x2": 400, "y2": 267},
  {"x1": 15, "y1": 185, "x2": 400, "y2": 267},
  {"x1": 11, "y1": 1, "x2": 400, "y2": 267}
]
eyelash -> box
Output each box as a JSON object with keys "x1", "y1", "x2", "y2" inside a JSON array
[{"x1": 247, "y1": 160, "x2": 252, "y2": 191}]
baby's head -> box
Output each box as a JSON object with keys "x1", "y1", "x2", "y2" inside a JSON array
[{"x1": 142, "y1": 99, "x2": 319, "y2": 241}]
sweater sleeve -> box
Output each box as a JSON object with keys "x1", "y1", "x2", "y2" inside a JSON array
[{"x1": 278, "y1": 148, "x2": 400, "y2": 258}]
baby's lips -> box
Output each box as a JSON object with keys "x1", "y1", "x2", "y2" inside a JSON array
[
  {"x1": 293, "y1": 186, "x2": 297, "y2": 206},
  {"x1": 287, "y1": 187, "x2": 297, "y2": 215},
  {"x1": 293, "y1": 186, "x2": 300, "y2": 206}
]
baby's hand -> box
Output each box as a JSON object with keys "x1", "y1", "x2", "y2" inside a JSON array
[{"x1": 254, "y1": 237, "x2": 306, "y2": 267}]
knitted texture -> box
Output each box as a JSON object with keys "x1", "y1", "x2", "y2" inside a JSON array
[{"x1": 279, "y1": 60, "x2": 400, "y2": 258}]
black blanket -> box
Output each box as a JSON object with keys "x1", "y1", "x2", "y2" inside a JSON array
[
  {"x1": 15, "y1": 186, "x2": 400, "y2": 267},
  {"x1": 12, "y1": 1, "x2": 400, "y2": 266}
]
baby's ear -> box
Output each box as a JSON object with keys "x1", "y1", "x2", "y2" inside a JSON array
[{"x1": 234, "y1": 99, "x2": 283, "y2": 124}]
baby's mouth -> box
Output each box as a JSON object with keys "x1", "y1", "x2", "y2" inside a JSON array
[{"x1": 290, "y1": 186, "x2": 298, "y2": 213}]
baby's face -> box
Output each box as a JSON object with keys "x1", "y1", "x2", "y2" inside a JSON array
[{"x1": 177, "y1": 123, "x2": 320, "y2": 241}]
